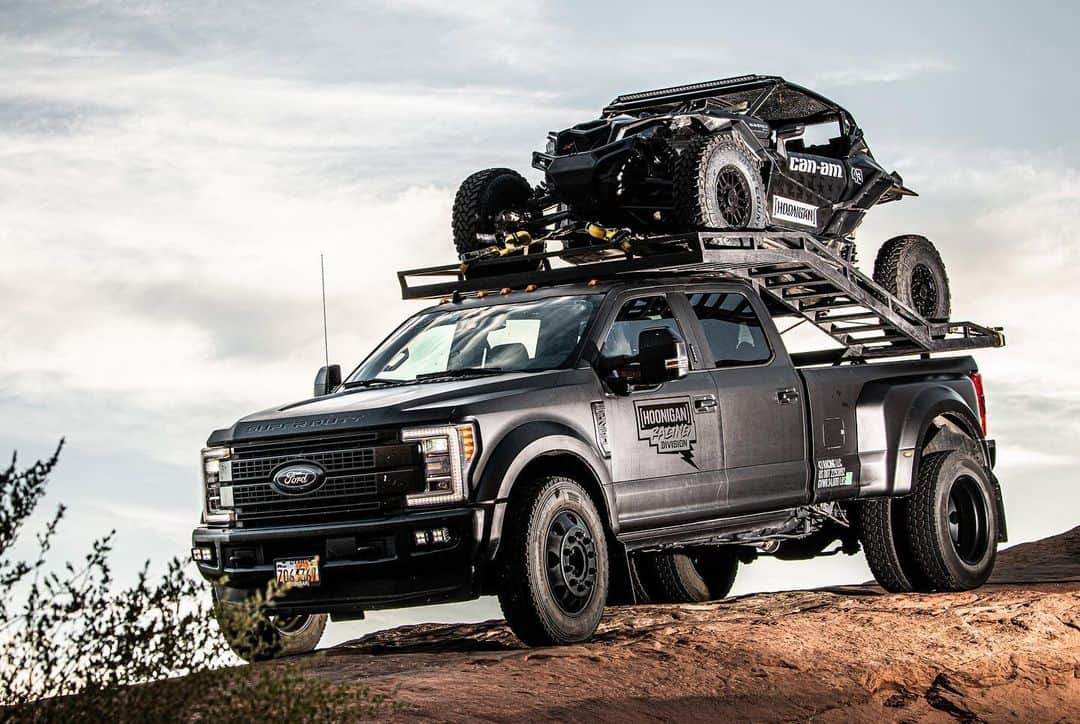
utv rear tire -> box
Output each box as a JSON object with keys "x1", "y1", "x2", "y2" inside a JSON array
[
  {"x1": 675, "y1": 133, "x2": 767, "y2": 230},
  {"x1": 452, "y1": 168, "x2": 532, "y2": 257},
  {"x1": 213, "y1": 590, "x2": 327, "y2": 662},
  {"x1": 645, "y1": 548, "x2": 739, "y2": 603},
  {"x1": 496, "y1": 476, "x2": 609, "y2": 646},
  {"x1": 859, "y1": 498, "x2": 929, "y2": 593},
  {"x1": 873, "y1": 235, "x2": 952, "y2": 321},
  {"x1": 904, "y1": 451, "x2": 998, "y2": 591}
]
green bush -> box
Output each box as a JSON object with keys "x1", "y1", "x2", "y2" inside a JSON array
[{"x1": 0, "y1": 442, "x2": 394, "y2": 722}]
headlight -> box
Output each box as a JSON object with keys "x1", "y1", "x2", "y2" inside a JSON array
[
  {"x1": 201, "y1": 446, "x2": 234, "y2": 525},
  {"x1": 401, "y1": 423, "x2": 478, "y2": 507}
]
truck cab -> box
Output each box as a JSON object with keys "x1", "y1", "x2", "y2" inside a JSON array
[{"x1": 193, "y1": 274, "x2": 1004, "y2": 656}]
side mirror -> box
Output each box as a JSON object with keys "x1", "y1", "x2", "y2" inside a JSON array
[
  {"x1": 637, "y1": 327, "x2": 689, "y2": 386},
  {"x1": 313, "y1": 364, "x2": 342, "y2": 397}
]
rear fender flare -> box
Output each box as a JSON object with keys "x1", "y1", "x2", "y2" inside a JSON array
[{"x1": 857, "y1": 381, "x2": 981, "y2": 497}]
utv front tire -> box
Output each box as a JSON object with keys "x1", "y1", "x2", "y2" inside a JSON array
[
  {"x1": 675, "y1": 133, "x2": 767, "y2": 230},
  {"x1": 904, "y1": 451, "x2": 998, "y2": 591},
  {"x1": 497, "y1": 476, "x2": 609, "y2": 646},
  {"x1": 645, "y1": 548, "x2": 738, "y2": 603},
  {"x1": 452, "y1": 168, "x2": 532, "y2": 257},
  {"x1": 213, "y1": 590, "x2": 327, "y2": 662},
  {"x1": 873, "y1": 235, "x2": 952, "y2": 321}
]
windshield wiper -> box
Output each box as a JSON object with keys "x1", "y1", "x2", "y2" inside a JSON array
[
  {"x1": 341, "y1": 378, "x2": 404, "y2": 389},
  {"x1": 415, "y1": 367, "x2": 504, "y2": 381}
]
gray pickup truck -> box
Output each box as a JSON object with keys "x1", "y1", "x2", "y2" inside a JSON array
[{"x1": 193, "y1": 270, "x2": 1004, "y2": 657}]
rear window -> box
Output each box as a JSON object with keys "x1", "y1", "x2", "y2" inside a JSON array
[{"x1": 686, "y1": 292, "x2": 771, "y2": 366}]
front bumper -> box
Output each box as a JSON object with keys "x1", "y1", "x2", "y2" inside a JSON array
[{"x1": 192, "y1": 506, "x2": 487, "y2": 618}]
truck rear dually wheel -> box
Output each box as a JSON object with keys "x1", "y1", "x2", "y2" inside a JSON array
[
  {"x1": 496, "y1": 475, "x2": 609, "y2": 646},
  {"x1": 859, "y1": 498, "x2": 929, "y2": 593},
  {"x1": 905, "y1": 450, "x2": 998, "y2": 591},
  {"x1": 644, "y1": 548, "x2": 739, "y2": 603}
]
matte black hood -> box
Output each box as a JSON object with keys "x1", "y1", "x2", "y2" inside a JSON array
[{"x1": 216, "y1": 371, "x2": 561, "y2": 444}]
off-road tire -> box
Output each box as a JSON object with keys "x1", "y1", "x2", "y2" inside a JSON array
[
  {"x1": 873, "y1": 235, "x2": 952, "y2": 321},
  {"x1": 859, "y1": 498, "x2": 929, "y2": 593},
  {"x1": 496, "y1": 476, "x2": 609, "y2": 646},
  {"x1": 452, "y1": 168, "x2": 532, "y2": 257},
  {"x1": 674, "y1": 133, "x2": 767, "y2": 230},
  {"x1": 904, "y1": 451, "x2": 998, "y2": 591},
  {"x1": 212, "y1": 589, "x2": 327, "y2": 662},
  {"x1": 645, "y1": 548, "x2": 739, "y2": 603}
]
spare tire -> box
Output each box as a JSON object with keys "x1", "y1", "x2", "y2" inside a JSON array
[
  {"x1": 674, "y1": 133, "x2": 767, "y2": 230},
  {"x1": 451, "y1": 168, "x2": 532, "y2": 258},
  {"x1": 873, "y1": 235, "x2": 952, "y2": 321}
]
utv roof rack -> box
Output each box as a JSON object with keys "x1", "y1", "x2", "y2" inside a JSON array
[
  {"x1": 602, "y1": 74, "x2": 854, "y2": 127},
  {"x1": 397, "y1": 231, "x2": 1004, "y2": 361}
]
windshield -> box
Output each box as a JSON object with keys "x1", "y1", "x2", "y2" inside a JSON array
[{"x1": 347, "y1": 295, "x2": 602, "y2": 384}]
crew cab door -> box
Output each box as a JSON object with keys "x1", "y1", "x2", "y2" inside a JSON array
[
  {"x1": 678, "y1": 289, "x2": 810, "y2": 513},
  {"x1": 597, "y1": 292, "x2": 724, "y2": 531}
]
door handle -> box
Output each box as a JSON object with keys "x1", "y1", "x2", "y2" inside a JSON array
[
  {"x1": 693, "y1": 395, "x2": 718, "y2": 413},
  {"x1": 776, "y1": 387, "x2": 800, "y2": 405}
]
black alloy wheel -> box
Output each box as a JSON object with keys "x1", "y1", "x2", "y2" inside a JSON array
[
  {"x1": 946, "y1": 475, "x2": 991, "y2": 565},
  {"x1": 715, "y1": 165, "x2": 752, "y2": 227},
  {"x1": 909, "y1": 263, "x2": 940, "y2": 319},
  {"x1": 545, "y1": 509, "x2": 599, "y2": 614}
]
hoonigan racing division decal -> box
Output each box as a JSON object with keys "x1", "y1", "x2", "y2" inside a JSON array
[
  {"x1": 816, "y1": 457, "x2": 855, "y2": 489},
  {"x1": 634, "y1": 397, "x2": 697, "y2": 467},
  {"x1": 771, "y1": 195, "x2": 818, "y2": 227}
]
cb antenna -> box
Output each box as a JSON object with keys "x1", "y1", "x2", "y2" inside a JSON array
[{"x1": 320, "y1": 253, "x2": 329, "y2": 368}]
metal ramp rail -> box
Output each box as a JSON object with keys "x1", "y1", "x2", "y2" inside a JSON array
[{"x1": 397, "y1": 232, "x2": 1004, "y2": 360}]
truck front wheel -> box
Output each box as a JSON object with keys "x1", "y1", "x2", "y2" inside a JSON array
[
  {"x1": 213, "y1": 589, "x2": 327, "y2": 662},
  {"x1": 643, "y1": 548, "x2": 738, "y2": 603},
  {"x1": 905, "y1": 450, "x2": 998, "y2": 591},
  {"x1": 496, "y1": 476, "x2": 609, "y2": 646}
]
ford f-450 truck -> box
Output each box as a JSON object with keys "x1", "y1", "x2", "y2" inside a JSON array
[{"x1": 193, "y1": 245, "x2": 1004, "y2": 657}]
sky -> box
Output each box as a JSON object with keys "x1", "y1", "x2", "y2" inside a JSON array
[{"x1": 1, "y1": 0, "x2": 1078, "y2": 647}]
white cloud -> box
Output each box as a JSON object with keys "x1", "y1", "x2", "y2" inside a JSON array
[{"x1": 815, "y1": 58, "x2": 953, "y2": 87}]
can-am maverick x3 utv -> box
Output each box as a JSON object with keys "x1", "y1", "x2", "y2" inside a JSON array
[{"x1": 452, "y1": 74, "x2": 951, "y2": 320}]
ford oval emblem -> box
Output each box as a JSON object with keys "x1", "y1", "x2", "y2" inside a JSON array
[{"x1": 270, "y1": 461, "x2": 326, "y2": 495}]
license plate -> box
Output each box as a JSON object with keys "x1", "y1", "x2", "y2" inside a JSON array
[{"x1": 275, "y1": 556, "x2": 321, "y2": 588}]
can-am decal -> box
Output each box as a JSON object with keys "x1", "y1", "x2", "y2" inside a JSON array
[
  {"x1": 772, "y1": 196, "x2": 818, "y2": 227},
  {"x1": 816, "y1": 457, "x2": 854, "y2": 489},
  {"x1": 851, "y1": 167, "x2": 865, "y2": 185},
  {"x1": 789, "y1": 155, "x2": 844, "y2": 179},
  {"x1": 634, "y1": 397, "x2": 697, "y2": 467}
]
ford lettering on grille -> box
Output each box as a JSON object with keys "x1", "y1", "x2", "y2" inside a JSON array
[{"x1": 270, "y1": 462, "x2": 326, "y2": 495}]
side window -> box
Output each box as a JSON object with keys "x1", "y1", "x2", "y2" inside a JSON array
[
  {"x1": 602, "y1": 295, "x2": 682, "y2": 358},
  {"x1": 687, "y1": 292, "x2": 771, "y2": 366}
]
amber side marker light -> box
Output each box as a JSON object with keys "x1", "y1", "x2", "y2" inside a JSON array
[
  {"x1": 587, "y1": 279, "x2": 600, "y2": 287},
  {"x1": 525, "y1": 284, "x2": 538, "y2": 292},
  {"x1": 476, "y1": 290, "x2": 488, "y2": 298},
  {"x1": 501, "y1": 287, "x2": 511, "y2": 295},
  {"x1": 458, "y1": 424, "x2": 476, "y2": 462}
]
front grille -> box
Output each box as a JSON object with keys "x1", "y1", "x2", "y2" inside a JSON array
[
  {"x1": 229, "y1": 448, "x2": 376, "y2": 482},
  {"x1": 223, "y1": 430, "x2": 421, "y2": 526}
]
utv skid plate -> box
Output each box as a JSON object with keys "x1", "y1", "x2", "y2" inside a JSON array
[{"x1": 398, "y1": 232, "x2": 1004, "y2": 361}]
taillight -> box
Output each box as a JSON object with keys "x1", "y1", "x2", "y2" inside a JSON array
[{"x1": 969, "y1": 371, "x2": 988, "y2": 436}]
